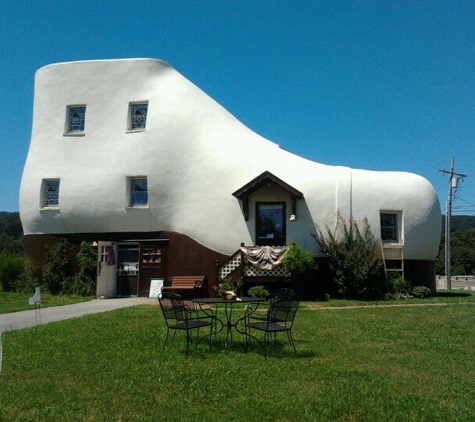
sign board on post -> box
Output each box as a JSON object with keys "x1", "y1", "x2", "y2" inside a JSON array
[{"x1": 149, "y1": 278, "x2": 164, "y2": 298}]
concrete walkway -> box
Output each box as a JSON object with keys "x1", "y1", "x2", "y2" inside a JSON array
[{"x1": 0, "y1": 297, "x2": 155, "y2": 333}]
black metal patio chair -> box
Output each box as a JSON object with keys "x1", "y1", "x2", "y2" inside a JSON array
[
  {"x1": 158, "y1": 292, "x2": 213, "y2": 354},
  {"x1": 244, "y1": 295, "x2": 300, "y2": 357},
  {"x1": 271, "y1": 288, "x2": 296, "y2": 299},
  {"x1": 246, "y1": 288, "x2": 296, "y2": 323}
]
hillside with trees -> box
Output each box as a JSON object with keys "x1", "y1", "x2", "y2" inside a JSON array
[
  {"x1": 436, "y1": 215, "x2": 475, "y2": 275},
  {"x1": 0, "y1": 211, "x2": 23, "y2": 255},
  {"x1": 444, "y1": 215, "x2": 475, "y2": 232}
]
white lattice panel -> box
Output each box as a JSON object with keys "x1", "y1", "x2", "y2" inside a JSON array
[
  {"x1": 244, "y1": 265, "x2": 290, "y2": 278},
  {"x1": 219, "y1": 253, "x2": 242, "y2": 280}
]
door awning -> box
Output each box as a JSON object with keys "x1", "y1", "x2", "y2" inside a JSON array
[{"x1": 232, "y1": 171, "x2": 304, "y2": 220}]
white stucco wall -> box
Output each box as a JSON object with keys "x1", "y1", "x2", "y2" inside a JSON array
[{"x1": 20, "y1": 58, "x2": 441, "y2": 260}]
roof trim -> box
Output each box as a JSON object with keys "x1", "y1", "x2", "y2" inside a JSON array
[
  {"x1": 232, "y1": 171, "x2": 304, "y2": 221},
  {"x1": 232, "y1": 171, "x2": 304, "y2": 200}
]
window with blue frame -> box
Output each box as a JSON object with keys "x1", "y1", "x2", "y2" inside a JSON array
[
  {"x1": 129, "y1": 177, "x2": 148, "y2": 207},
  {"x1": 66, "y1": 105, "x2": 86, "y2": 133},
  {"x1": 42, "y1": 179, "x2": 60, "y2": 208},
  {"x1": 128, "y1": 103, "x2": 148, "y2": 130}
]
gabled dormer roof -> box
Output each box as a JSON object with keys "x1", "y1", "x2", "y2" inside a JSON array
[
  {"x1": 232, "y1": 171, "x2": 304, "y2": 200},
  {"x1": 232, "y1": 171, "x2": 304, "y2": 220}
]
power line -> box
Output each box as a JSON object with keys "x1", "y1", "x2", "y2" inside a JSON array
[
  {"x1": 439, "y1": 157, "x2": 467, "y2": 290},
  {"x1": 452, "y1": 196, "x2": 475, "y2": 209}
]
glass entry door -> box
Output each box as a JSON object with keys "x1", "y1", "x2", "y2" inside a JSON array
[
  {"x1": 117, "y1": 244, "x2": 139, "y2": 296},
  {"x1": 256, "y1": 202, "x2": 286, "y2": 246}
]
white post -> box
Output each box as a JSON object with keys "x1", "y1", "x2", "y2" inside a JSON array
[{"x1": 439, "y1": 157, "x2": 467, "y2": 291}]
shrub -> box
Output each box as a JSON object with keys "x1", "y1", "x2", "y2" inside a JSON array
[
  {"x1": 218, "y1": 280, "x2": 234, "y2": 291},
  {"x1": 61, "y1": 275, "x2": 90, "y2": 296},
  {"x1": 313, "y1": 214, "x2": 387, "y2": 300},
  {"x1": 281, "y1": 241, "x2": 317, "y2": 276},
  {"x1": 218, "y1": 277, "x2": 243, "y2": 293},
  {"x1": 58, "y1": 241, "x2": 97, "y2": 296},
  {"x1": 0, "y1": 253, "x2": 29, "y2": 292},
  {"x1": 13, "y1": 260, "x2": 38, "y2": 293},
  {"x1": 412, "y1": 286, "x2": 432, "y2": 298},
  {"x1": 0, "y1": 233, "x2": 24, "y2": 255},
  {"x1": 389, "y1": 274, "x2": 412, "y2": 296},
  {"x1": 247, "y1": 285, "x2": 269, "y2": 298},
  {"x1": 71, "y1": 241, "x2": 97, "y2": 296},
  {"x1": 42, "y1": 239, "x2": 71, "y2": 295}
]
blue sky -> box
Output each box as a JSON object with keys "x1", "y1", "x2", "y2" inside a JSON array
[{"x1": 1, "y1": 1, "x2": 474, "y2": 214}]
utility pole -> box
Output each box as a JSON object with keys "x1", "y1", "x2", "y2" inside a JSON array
[{"x1": 439, "y1": 157, "x2": 467, "y2": 290}]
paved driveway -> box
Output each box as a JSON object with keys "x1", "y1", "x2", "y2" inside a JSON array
[{"x1": 0, "y1": 297, "x2": 155, "y2": 332}]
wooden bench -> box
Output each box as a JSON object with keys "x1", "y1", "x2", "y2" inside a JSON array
[{"x1": 161, "y1": 276, "x2": 207, "y2": 298}]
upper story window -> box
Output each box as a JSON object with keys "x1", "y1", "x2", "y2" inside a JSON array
[
  {"x1": 42, "y1": 179, "x2": 60, "y2": 208},
  {"x1": 128, "y1": 102, "x2": 148, "y2": 131},
  {"x1": 66, "y1": 105, "x2": 86, "y2": 134},
  {"x1": 129, "y1": 177, "x2": 148, "y2": 207},
  {"x1": 380, "y1": 212, "x2": 400, "y2": 243}
]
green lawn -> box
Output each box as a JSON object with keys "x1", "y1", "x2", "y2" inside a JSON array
[
  {"x1": 2, "y1": 288, "x2": 474, "y2": 315},
  {"x1": 2, "y1": 298, "x2": 475, "y2": 421},
  {"x1": 302, "y1": 289, "x2": 475, "y2": 308},
  {"x1": 0, "y1": 290, "x2": 93, "y2": 314}
]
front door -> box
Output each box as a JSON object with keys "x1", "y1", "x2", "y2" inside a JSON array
[
  {"x1": 256, "y1": 202, "x2": 286, "y2": 246},
  {"x1": 139, "y1": 242, "x2": 168, "y2": 297},
  {"x1": 117, "y1": 244, "x2": 139, "y2": 296}
]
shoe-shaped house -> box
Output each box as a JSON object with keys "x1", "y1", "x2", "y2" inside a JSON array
[{"x1": 20, "y1": 59, "x2": 441, "y2": 297}]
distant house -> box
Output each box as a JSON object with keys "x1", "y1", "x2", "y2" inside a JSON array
[{"x1": 19, "y1": 59, "x2": 441, "y2": 297}]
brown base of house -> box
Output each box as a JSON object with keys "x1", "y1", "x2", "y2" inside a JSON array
[
  {"x1": 24, "y1": 231, "x2": 228, "y2": 297},
  {"x1": 403, "y1": 260, "x2": 437, "y2": 292},
  {"x1": 24, "y1": 232, "x2": 436, "y2": 299}
]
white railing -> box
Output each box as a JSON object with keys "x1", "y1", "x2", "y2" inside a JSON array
[{"x1": 436, "y1": 275, "x2": 475, "y2": 290}]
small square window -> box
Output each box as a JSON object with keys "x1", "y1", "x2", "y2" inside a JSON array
[
  {"x1": 129, "y1": 177, "x2": 148, "y2": 207},
  {"x1": 380, "y1": 212, "x2": 399, "y2": 243},
  {"x1": 128, "y1": 102, "x2": 148, "y2": 131},
  {"x1": 66, "y1": 106, "x2": 86, "y2": 133},
  {"x1": 42, "y1": 179, "x2": 60, "y2": 208},
  {"x1": 100, "y1": 246, "x2": 107, "y2": 263}
]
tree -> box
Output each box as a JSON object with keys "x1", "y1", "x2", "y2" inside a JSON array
[{"x1": 436, "y1": 228, "x2": 475, "y2": 275}]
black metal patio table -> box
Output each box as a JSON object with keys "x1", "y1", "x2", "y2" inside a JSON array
[{"x1": 192, "y1": 297, "x2": 265, "y2": 349}]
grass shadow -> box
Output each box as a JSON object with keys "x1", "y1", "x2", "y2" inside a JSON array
[{"x1": 435, "y1": 292, "x2": 472, "y2": 298}]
